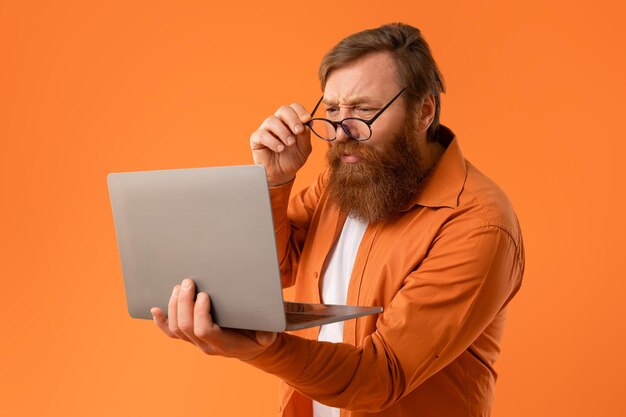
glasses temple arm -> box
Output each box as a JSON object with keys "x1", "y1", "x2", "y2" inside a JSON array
[
  {"x1": 309, "y1": 95, "x2": 324, "y2": 118},
  {"x1": 367, "y1": 88, "x2": 406, "y2": 124}
]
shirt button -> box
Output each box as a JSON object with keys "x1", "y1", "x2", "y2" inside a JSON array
[{"x1": 314, "y1": 272, "x2": 319, "y2": 279}]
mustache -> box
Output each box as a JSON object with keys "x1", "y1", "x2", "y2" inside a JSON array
[{"x1": 328, "y1": 141, "x2": 377, "y2": 160}]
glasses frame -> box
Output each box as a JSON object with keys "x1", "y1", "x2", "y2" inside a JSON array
[{"x1": 305, "y1": 88, "x2": 406, "y2": 141}]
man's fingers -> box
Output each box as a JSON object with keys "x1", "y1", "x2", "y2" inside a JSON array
[
  {"x1": 155, "y1": 281, "x2": 210, "y2": 349},
  {"x1": 177, "y1": 278, "x2": 203, "y2": 344},
  {"x1": 194, "y1": 292, "x2": 218, "y2": 340},
  {"x1": 289, "y1": 102, "x2": 312, "y2": 124},
  {"x1": 250, "y1": 129, "x2": 286, "y2": 153},
  {"x1": 153, "y1": 286, "x2": 276, "y2": 360},
  {"x1": 260, "y1": 116, "x2": 296, "y2": 147},
  {"x1": 274, "y1": 104, "x2": 308, "y2": 137},
  {"x1": 167, "y1": 284, "x2": 191, "y2": 341},
  {"x1": 255, "y1": 331, "x2": 278, "y2": 347},
  {"x1": 286, "y1": 103, "x2": 313, "y2": 155},
  {"x1": 167, "y1": 285, "x2": 180, "y2": 332},
  {"x1": 151, "y1": 307, "x2": 177, "y2": 338}
]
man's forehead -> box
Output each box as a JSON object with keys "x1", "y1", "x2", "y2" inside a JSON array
[{"x1": 322, "y1": 52, "x2": 400, "y2": 105}]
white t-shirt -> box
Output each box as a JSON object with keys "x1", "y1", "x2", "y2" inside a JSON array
[{"x1": 313, "y1": 215, "x2": 368, "y2": 417}]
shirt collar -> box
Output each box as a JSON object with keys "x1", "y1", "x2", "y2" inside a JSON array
[{"x1": 405, "y1": 125, "x2": 467, "y2": 210}]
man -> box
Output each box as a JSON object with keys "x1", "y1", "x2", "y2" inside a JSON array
[{"x1": 151, "y1": 23, "x2": 525, "y2": 417}]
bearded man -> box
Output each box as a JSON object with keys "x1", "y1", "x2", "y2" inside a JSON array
[{"x1": 152, "y1": 23, "x2": 525, "y2": 417}]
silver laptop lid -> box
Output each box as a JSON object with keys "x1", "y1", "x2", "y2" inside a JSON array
[{"x1": 107, "y1": 165, "x2": 287, "y2": 332}]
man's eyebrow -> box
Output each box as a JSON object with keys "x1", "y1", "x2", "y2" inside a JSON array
[{"x1": 322, "y1": 96, "x2": 379, "y2": 106}]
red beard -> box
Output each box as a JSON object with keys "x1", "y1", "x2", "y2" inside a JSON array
[{"x1": 325, "y1": 117, "x2": 429, "y2": 223}]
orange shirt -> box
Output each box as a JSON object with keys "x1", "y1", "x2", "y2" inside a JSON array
[{"x1": 246, "y1": 127, "x2": 525, "y2": 417}]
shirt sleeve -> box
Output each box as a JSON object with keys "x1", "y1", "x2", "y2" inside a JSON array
[
  {"x1": 244, "y1": 219, "x2": 525, "y2": 412},
  {"x1": 269, "y1": 171, "x2": 327, "y2": 288}
]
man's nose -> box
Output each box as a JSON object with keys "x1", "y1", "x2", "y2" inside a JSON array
[{"x1": 335, "y1": 122, "x2": 352, "y2": 142}]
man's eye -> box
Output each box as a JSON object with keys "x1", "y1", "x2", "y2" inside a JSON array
[
  {"x1": 357, "y1": 107, "x2": 375, "y2": 113},
  {"x1": 326, "y1": 107, "x2": 339, "y2": 114}
]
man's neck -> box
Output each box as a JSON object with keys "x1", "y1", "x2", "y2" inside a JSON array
[{"x1": 419, "y1": 136, "x2": 446, "y2": 175}]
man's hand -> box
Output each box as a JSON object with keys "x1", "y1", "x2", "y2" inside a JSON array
[
  {"x1": 250, "y1": 103, "x2": 313, "y2": 186},
  {"x1": 151, "y1": 279, "x2": 277, "y2": 361}
]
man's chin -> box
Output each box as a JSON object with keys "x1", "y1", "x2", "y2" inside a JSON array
[{"x1": 332, "y1": 161, "x2": 374, "y2": 185}]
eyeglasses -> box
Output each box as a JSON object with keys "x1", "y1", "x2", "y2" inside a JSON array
[{"x1": 305, "y1": 88, "x2": 405, "y2": 141}]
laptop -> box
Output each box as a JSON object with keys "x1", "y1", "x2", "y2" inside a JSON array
[{"x1": 107, "y1": 165, "x2": 382, "y2": 332}]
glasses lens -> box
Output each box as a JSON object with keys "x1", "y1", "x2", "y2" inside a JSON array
[
  {"x1": 341, "y1": 118, "x2": 371, "y2": 140},
  {"x1": 309, "y1": 119, "x2": 336, "y2": 141}
]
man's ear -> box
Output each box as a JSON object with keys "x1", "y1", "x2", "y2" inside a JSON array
[{"x1": 417, "y1": 93, "x2": 436, "y2": 134}]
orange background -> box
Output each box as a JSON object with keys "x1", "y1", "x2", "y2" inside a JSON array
[{"x1": 1, "y1": 0, "x2": 625, "y2": 416}]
